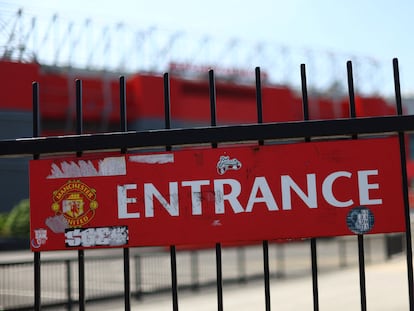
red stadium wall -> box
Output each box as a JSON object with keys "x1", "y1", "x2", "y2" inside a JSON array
[
  {"x1": 0, "y1": 60, "x2": 39, "y2": 111},
  {"x1": 0, "y1": 60, "x2": 399, "y2": 131}
]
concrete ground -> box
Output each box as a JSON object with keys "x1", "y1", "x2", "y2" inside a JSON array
[{"x1": 87, "y1": 255, "x2": 410, "y2": 311}]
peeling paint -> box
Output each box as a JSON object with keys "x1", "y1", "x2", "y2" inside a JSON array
[
  {"x1": 45, "y1": 214, "x2": 68, "y2": 233},
  {"x1": 129, "y1": 154, "x2": 174, "y2": 164},
  {"x1": 47, "y1": 156, "x2": 126, "y2": 179}
]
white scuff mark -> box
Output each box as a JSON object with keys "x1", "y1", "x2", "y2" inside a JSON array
[
  {"x1": 212, "y1": 220, "x2": 222, "y2": 226},
  {"x1": 129, "y1": 154, "x2": 174, "y2": 164},
  {"x1": 47, "y1": 156, "x2": 126, "y2": 179}
]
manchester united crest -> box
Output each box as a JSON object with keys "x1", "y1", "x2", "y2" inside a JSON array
[{"x1": 51, "y1": 180, "x2": 98, "y2": 228}]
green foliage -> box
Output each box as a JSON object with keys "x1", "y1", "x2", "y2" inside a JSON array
[
  {"x1": 1, "y1": 199, "x2": 30, "y2": 237},
  {"x1": 0, "y1": 212, "x2": 7, "y2": 235}
]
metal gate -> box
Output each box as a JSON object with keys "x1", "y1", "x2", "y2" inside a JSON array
[{"x1": 1, "y1": 59, "x2": 414, "y2": 311}]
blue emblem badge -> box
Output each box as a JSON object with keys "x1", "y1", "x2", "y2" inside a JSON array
[{"x1": 346, "y1": 206, "x2": 374, "y2": 234}]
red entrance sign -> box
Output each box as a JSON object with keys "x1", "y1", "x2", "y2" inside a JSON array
[{"x1": 29, "y1": 137, "x2": 405, "y2": 251}]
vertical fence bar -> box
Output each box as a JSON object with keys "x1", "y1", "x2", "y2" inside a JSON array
[
  {"x1": 255, "y1": 67, "x2": 264, "y2": 146},
  {"x1": 120, "y1": 76, "x2": 131, "y2": 311},
  {"x1": 346, "y1": 61, "x2": 367, "y2": 311},
  {"x1": 255, "y1": 67, "x2": 271, "y2": 311},
  {"x1": 163, "y1": 72, "x2": 172, "y2": 152},
  {"x1": 300, "y1": 64, "x2": 319, "y2": 311},
  {"x1": 209, "y1": 70, "x2": 218, "y2": 147},
  {"x1": 170, "y1": 246, "x2": 179, "y2": 311},
  {"x1": 262, "y1": 240, "x2": 271, "y2": 311},
  {"x1": 215, "y1": 243, "x2": 223, "y2": 311},
  {"x1": 393, "y1": 58, "x2": 414, "y2": 311},
  {"x1": 164, "y1": 72, "x2": 179, "y2": 311},
  {"x1": 32, "y1": 82, "x2": 40, "y2": 148},
  {"x1": 120, "y1": 76, "x2": 128, "y2": 148},
  {"x1": 75, "y1": 79, "x2": 86, "y2": 311},
  {"x1": 32, "y1": 82, "x2": 41, "y2": 311},
  {"x1": 300, "y1": 64, "x2": 310, "y2": 142},
  {"x1": 75, "y1": 79, "x2": 83, "y2": 156},
  {"x1": 209, "y1": 69, "x2": 223, "y2": 311}
]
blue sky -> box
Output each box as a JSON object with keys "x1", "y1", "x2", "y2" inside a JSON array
[{"x1": 2, "y1": 0, "x2": 413, "y2": 95}]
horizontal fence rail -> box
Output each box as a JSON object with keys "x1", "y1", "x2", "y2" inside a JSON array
[{"x1": 1, "y1": 114, "x2": 414, "y2": 156}]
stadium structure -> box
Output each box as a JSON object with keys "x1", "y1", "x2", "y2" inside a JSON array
[{"x1": 0, "y1": 8, "x2": 413, "y2": 213}]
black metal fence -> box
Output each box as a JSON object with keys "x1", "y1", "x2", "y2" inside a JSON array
[
  {"x1": 0, "y1": 59, "x2": 413, "y2": 311},
  {"x1": 0, "y1": 235, "x2": 398, "y2": 310}
]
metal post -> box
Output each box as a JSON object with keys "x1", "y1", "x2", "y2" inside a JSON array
[
  {"x1": 120, "y1": 76, "x2": 131, "y2": 311},
  {"x1": 78, "y1": 250, "x2": 85, "y2": 311},
  {"x1": 393, "y1": 58, "x2": 414, "y2": 311},
  {"x1": 347, "y1": 61, "x2": 367, "y2": 311},
  {"x1": 34, "y1": 252, "x2": 41, "y2": 310},
  {"x1": 32, "y1": 82, "x2": 41, "y2": 311},
  {"x1": 256, "y1": 67, "x2": 271, "y2": 311},
  {"x1": 263, "y1": 240, "x2": 271, "y2": 311},
  {"x1": 170, "y1": 245, "x2": 179, "y2": 311},
  {"x1": 75, "y1": 79, "x2": 86, "y2": 311},
  {"x1": 301, "y1": 64, "x2": 319, "y2": 311},
  {"x1": 209, "y1": 69, "x2": 223, "y2": 311},
  {"x1": 215, "y1": 243, "x2": 223, "y2": 311},
  {"x1": 163, "y1": 72, "x2": 179, "y2": 311}
]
